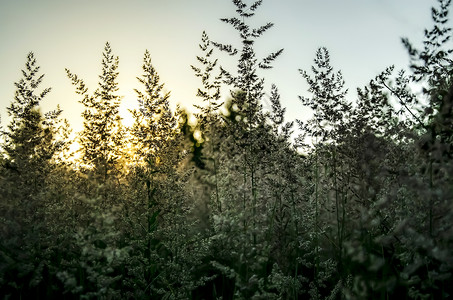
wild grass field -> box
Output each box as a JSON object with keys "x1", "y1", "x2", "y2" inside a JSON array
[{"x1": 1, "y1": 0, "x2": 452, "y2": 298}]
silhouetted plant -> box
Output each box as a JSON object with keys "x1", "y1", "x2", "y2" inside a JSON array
[
  {"x1": 0, "y1": 52, "x2": 69, "y2": 299},
  {"x1": 191, "y1": 30, "x2": 223, "y2": 213},
  {"x1": 66, "y1": 42, "x2": 126, "y2": 204}
]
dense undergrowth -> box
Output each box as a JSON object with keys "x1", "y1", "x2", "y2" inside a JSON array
[{"x1": 1, "y1": 0, "x2": 453, "y2": 299}]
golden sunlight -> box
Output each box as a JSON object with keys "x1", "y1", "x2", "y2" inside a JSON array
[{"x1": 120, "y1": 90, "x2": 139, "y2": 128}]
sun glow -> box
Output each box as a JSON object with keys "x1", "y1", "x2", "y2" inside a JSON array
[
  {"x1": 61, "y1": 134, "x2": 82, "y2": 166},
  {"x1": 119, "y1": 89, "x2": 139, "y2": 128}
]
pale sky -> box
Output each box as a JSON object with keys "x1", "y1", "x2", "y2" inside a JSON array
[{"x1": 0, "y1": 0, "x2": 436, "y2": 135}]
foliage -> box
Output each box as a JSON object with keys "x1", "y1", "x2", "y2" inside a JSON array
[
  {"x1": 66, "y1": 42, "x2": 126, "y2": 201},
  {"x1": 1, "y1": 0, "x2": 453, "y2": 299}
]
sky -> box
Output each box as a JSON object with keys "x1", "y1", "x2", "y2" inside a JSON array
[{"x1": 0, "y1": 0, "x2": 437, "y2": 135}]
